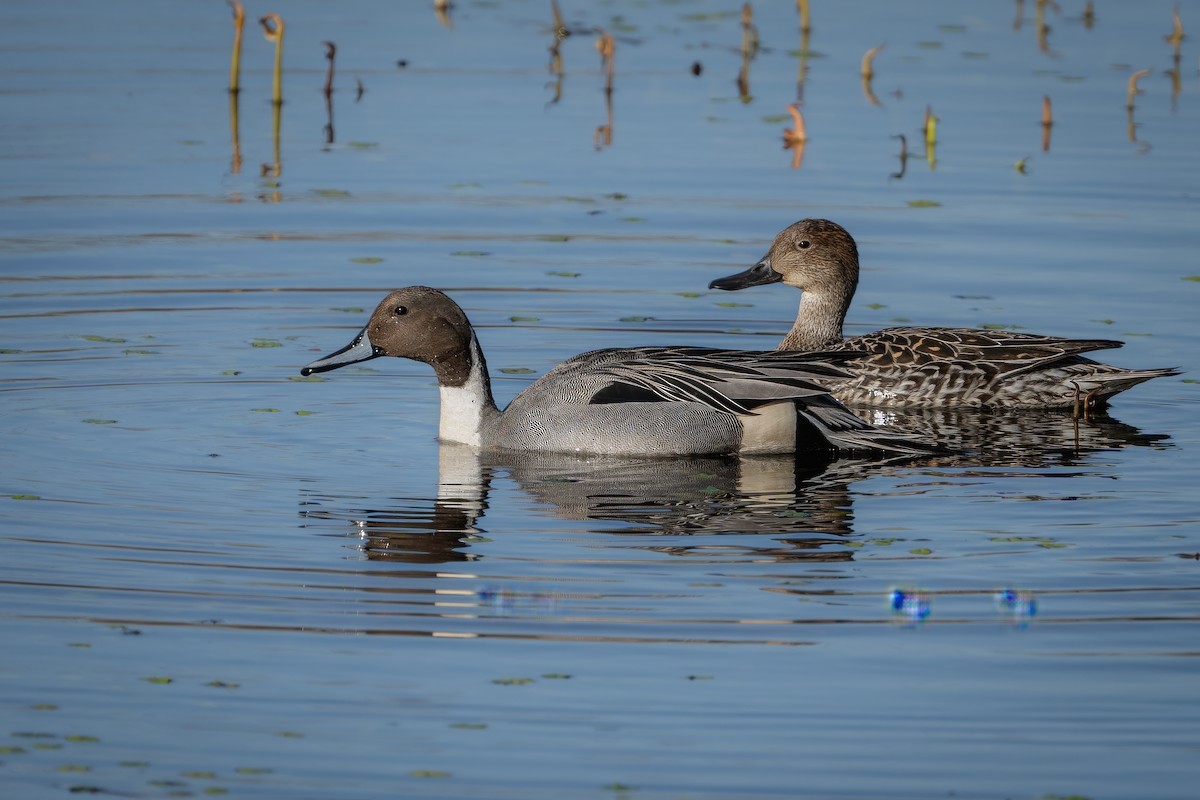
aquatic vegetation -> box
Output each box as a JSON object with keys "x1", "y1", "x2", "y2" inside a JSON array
[{"x1": 259, "y1": 13, "x2": 285, "y2": 106}]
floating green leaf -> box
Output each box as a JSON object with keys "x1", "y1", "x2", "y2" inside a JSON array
[
  {"x1": 234, "y1": 767, "x2": 273, "y2": 775},
  {"x1": 350, "y1": 257, "x2": 383, "y2": 264},
  {"x1": 541, "y1": 673, "x2": 572, "y2": 680},
  {"x1": 182, "y1": 771, "x2": 216, "y2": 780},
  {"x1": 31, "y1": 703, "x2": 58, "y2": 710},
  {"x1": 450, "y1": 722, "x2": 488, "y2": 730},
  {"x1": 252, "y1": 408, "x2": 281, "y2": 413},
  {"x1": 620, "y1": 217, "x2": 646, "y2": 223},
  {"x1": 251, "y1": 338, "x2": 282, "y2": 348},
  {"x1": 716, "y1": 302, "x2": 752, "y2": 308},
  {"x1": 500, "y1": 367, "x2": 536, "y2": 375},
  {"x1": 206, "y1": 680, "x2": 240, "y2": 689},
  {"x1": 606, "y1": 192, "x2": 628, "y2": 200},
  {"x1": 83, "y1": 335, "x2": 126, "y2": 343},
  {"x1": 141, "y1": 677, "x2": 173, "y2": 685},
  {"x1": 619, "y1": 316, "x2": 653, "y2": 323},
  {"x1": 1183, "y1": 275, "x2": 1200, "y2": 282},
  {"x1": 906, "y1": 199, "x2": 941, "y2": 208},
  {"x1": 57, "y1": 765, "x2": 92, "y2": 773},
  {"x1": 676, "y1": 292, "x2": 702, "y2": 299},
  {"x1": 761, "y1": 114, "x2": 791, "y2": 123},
  {"x1": 909, "y1": 547, "x2": 933, "y2": 555},
  {"x1": 917, "y1": 40, "x2": 944, "y2": 49},
  {"x1": 492, "y1": 677, "x2": 535, "y2": 685},
  {"x1": 0, "y1": 347, "x2": 21, "y2": 353},
  {"x1": 83, "y1": 419, "x2": 117, "y2": 425},
  {"x1": 539, "y1": 234, "x2": 571, "y2": 242},
  {"x1": 11, "y1": 494, "x2": 41, "y2": 500},
  {"x1": 546, "y1": 270, "x2": 581, "y2": 278},
  {"x1": 865, "y1": 303, "x2": 887, "y2": 310},
  {"x1": 294, "y1": 410, "x2": 316, "y2": 416},
  {"x1": 331, "y1": 307, "x2": 365, "y2": 313},
  {"x1": 64, "y1": 735, "x2": 100, "y2": 743},
  {"x1": 289, "y1": 375, "x2": 324, "y2": 382},
  {"x1": 221, "y1": 369, "x2": 242, "y2": 376},
  {"x1": 509, "y1": 316, "x2": 540, "y2": 323},
  {"x1": 122, "y1": 349, "x2": 157, "y2": 355}
]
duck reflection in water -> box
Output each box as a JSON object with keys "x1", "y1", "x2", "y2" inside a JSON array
[{"x1": 299, "y1": 408, "x2": 1169, "y2": 566}]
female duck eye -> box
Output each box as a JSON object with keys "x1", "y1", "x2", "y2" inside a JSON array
[
  {"x1": 394, "y1": 305, "x2": 408, "y2": 316},
  {"x1": 796, "y1": 239, "x2": 812, "y2": 250}
]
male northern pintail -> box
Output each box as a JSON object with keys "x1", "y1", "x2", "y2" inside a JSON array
[
  {"x1": 709, "y1": 219, "x2": 1178, "y2": 410},
  {"x1": 300, "y1": 286, "x2": 933, "y2": 456}
]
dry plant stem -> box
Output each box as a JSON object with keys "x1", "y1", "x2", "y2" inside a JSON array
[
  {"x1": 1165, "y1": 6, "x2": 1184, "y2": 53},
  {"x1": 783, "y1": 104, "x2": 806, "y2": 169},
  {"x1": 260, "y1": 13, "x2": 285, "y2": 106},
  {"x1": 228, "y1": 90, "x2": 242, "y2": 174},
  {"x1": 860, "y1": 43, "x2": 884, "y2": 81},
  {"x1": 796, "y1": 0, "x2": 810, "y2": 35},
  {"x1": 434, "y1": 0, "x2": 452, "y2": 30},
  {"x1": 1127, "y1": 68, "x2": 1152, "y2": 108},
  {"x1": 741, "y1": 3, "x2": 759, "y2": 60},
  {"x1": 1041, "y1": 95, "x2": 1053, "y2": 152},
  {"x1": 323, "y1": 41, "x2": 336, "y2": 98},
  {"x1": 595, "y1": 31, "x2": 615, "y2": 96},
  {"x1": 228, "y1": 1, "x2": 244, "y2": 94},
  {"x1": 860, "y1": 43, "x2": 884, "y2": 106}
]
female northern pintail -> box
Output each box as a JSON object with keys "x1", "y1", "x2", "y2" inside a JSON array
[
  {"x1": 300, "y1": 286, "x2": 932, "y2": 456},
  {"x1": 709, "y1": 219, "x2": 1178, "y2": 410}
]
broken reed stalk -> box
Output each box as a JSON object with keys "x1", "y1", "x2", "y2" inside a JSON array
[
  {"x1": 783, "y1": 103, "x2": 806, "y2": 168},
  {"x1": 741, "y1": 3, "x2": 759, "y2": 60},
  {"x1": 783, "y1": 103, "x2": 806, "y2": 146},
  {"x1": 550, "y1": 0, "x2": 568, "y2": 41},
  {"x1": 923, "y1": 104, "x2": 937, "y2": 150},
  {"x1": 434, "y1": 0, "x2": 453, "y2": 30},
  {"x1": 860, "y1": 43, "x2": 884, "y2": 81},
  {"x1": 322, "y1": 41, "x2": 336, "y2": 98},
  {"x1": 796, "y1": 0, "x2": 810, "y2": 35},
  {"x1": 1041, "y1": 95, "x2": 1053, "y2": 151},
  {"x1": 260, "y1": 13, "x2": 285, "y2": 106},
  {"x1": 1165, "y1": 6, "x2": 1184, "y2": 53},
  {"x1": 228, "y1": 1, "x2": 244, "y2": 94},
  {"x1": 596, "y1": 31, "x2": 615, "y2": 96},
  {"x1": 1127, "y1": 68, "x2": 1152, "y2": 108},
  {"x1": 860, "y1": 43, "x2": 884, "y2": 105}
]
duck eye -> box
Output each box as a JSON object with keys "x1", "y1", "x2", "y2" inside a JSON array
[
  {"x1": 796, "y1": 239, "x2": 812, "y2": 250},
  {"x1": 394, "y1": 305, "x2": 408, "y2": 316}
]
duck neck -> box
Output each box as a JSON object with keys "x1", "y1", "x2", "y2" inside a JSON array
[
  {"x1": 780, "y1": 288, "x2": 849, "y2": 350},
  {"x1": 436, "y1": 332, "x2": 499, "y2": 447}
]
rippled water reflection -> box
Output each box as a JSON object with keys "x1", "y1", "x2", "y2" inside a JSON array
[{"x1": 2, "y1": 1, "x2": 1198, "y2": 798}]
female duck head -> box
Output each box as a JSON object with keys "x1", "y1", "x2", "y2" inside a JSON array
[{"x1": 709, "y1": 218, "x2": 860, "y2": 296}]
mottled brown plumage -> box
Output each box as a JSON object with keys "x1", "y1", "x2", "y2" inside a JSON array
[{"x1": 709, "y1": 219, "x2": 1178, "y2": 409}]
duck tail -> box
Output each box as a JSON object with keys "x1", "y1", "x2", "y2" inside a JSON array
[
  {"x1": 1082, "y1": 367, "x2": 1180, "y2": 404},
  {"x1": 796, "y1": 396, "x2": 943, "y2": 455}
]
